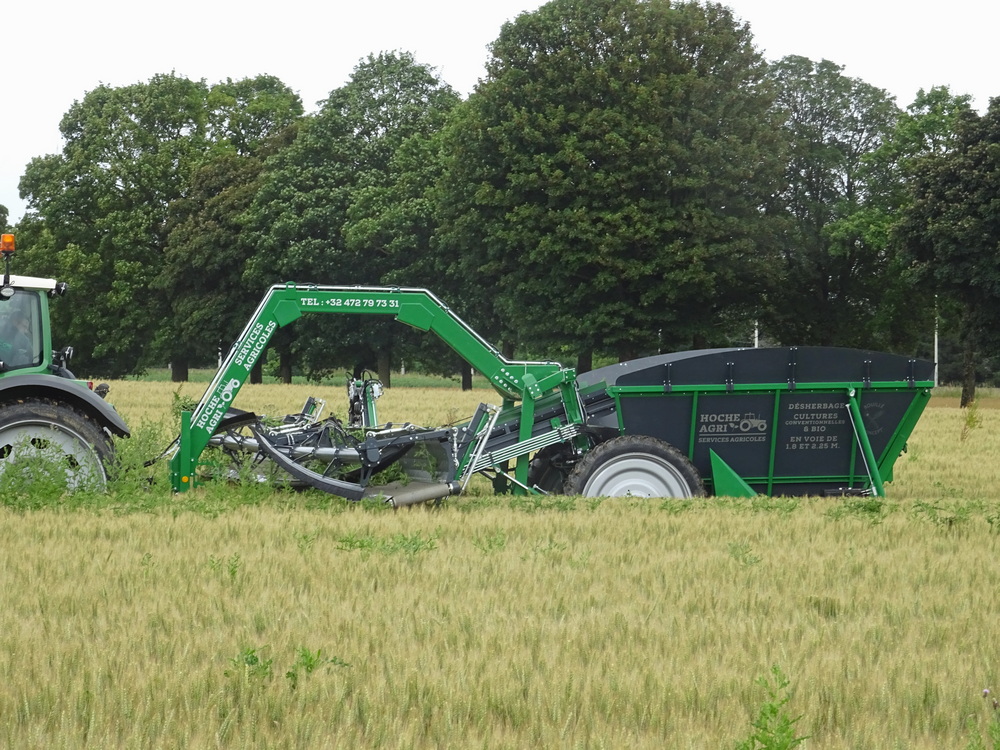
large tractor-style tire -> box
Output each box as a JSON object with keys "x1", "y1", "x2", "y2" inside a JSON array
[
  {"x1": 0, "y1": 397, "x2": 114, "y2": 490},
  {"x1": 564, "y1": 435, "x2": 704, "y2": 499}
]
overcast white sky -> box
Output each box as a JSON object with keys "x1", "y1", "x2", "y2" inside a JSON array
[{"x1": 2, "y1": 1, "x2": 996, "y2": 224}]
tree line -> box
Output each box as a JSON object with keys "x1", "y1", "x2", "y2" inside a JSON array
[{"x1": 5, "y1": 0, "x2": 998, "y2": 403}]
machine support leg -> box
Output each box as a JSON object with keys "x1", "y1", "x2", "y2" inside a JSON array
[
  {"x1": 175, "y1": 410, "x2": 194, "y2": 493},
  {"x1": 847, "y1": 390, "x2": 884, "y2": 497},
  {"x1": 513, "y1": 395, "x2": 535, "y2": 494}
]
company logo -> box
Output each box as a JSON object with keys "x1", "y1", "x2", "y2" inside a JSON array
[
  {"x1": 220, "y1": 378, "x2": 240, "y2": 403},
  {"x1": 863, "y1": 401, "x2": 886, "y2": 437},
  {"x1": 698, "y1": 411, "x2": 768, "y2": 444},
  {"x1": 699, "y1": 412, "x2": 768, "y2": 434}
]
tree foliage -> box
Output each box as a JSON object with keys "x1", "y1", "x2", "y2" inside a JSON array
[
  {"x1": 155, "y1": 78, "x2": 303, "y2": 380},
  {"x1": 764, "y1": 56, "x2": 903, "y2": 347},
  {"x1": 9, "y1": 22, "x2": 998, "y2": 390},
  {"x1": 896, "y1": 98, "x2": 1000, "y2": 404},
  {"x1": 437, "y1": 0, "x2": 786, "y2": 364},
  {"x1": 155, "y1": 150, "x2": 271, "y2": 379},
  {"x1": 864, "y1": 86, "x2": 975, "y2": 352},
  {"x1": 207, "y1": 75, "x2": 304, "y2": 156},
  {"x1": 244, "y1": 51, "x2": 460, "y2": 381},
  {"x1": 17, "y1": 74, "x2": 302, "y2": 377},
  {"x1": 18, "y1": 74, "x2": 213, "y2": 375}
]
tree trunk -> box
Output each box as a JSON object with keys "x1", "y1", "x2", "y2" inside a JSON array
[
  {"x1": 279, "y1": 349, "x2": 292, "y2": 384},
  {"x1": 576, "y1": 349, "x2": 593, "y2": 375},
  {"x1": 617, "y1": 346, "x2": 637, "y2": 363},
  {"x1": 378, "y1": 351, "x2": 392, "y2": 388},
  {"x1": 250, "y1": 359, "x2": 263, "y2": 385},
  {"x1": 460, "y1": 360, "x2": 473, "y2": 391},
  {"x1": 170, "y1": 358, "x2": 189, "y2": 383},
  {"x1": 960, "y1": 337, "x2": 977, "y2": 407},
  {"x1": 502, "y1": 340, "x2": 516, "y2": 360}
]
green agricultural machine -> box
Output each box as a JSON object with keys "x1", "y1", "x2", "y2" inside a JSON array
[
  {"x1": 0, "y1": 235, "x2": 933, "y2": 499},
  {"x1": 167, "y1": 283, "x2": 934, "y2": 504},
  {"x1": 0, "y1": 234, "x2": 130, "y2": 487}
]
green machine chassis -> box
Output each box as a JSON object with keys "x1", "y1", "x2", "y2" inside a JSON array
[
  {"x1": 171, "y1": 283, "x2": 933, "y2": 502},
  {"x1": 170, "y1": 283, "x2": 587, "y2": 495}
]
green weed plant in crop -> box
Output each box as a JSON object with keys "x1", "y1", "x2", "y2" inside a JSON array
[{"x1": 733, "y1": 665, "x2": 808, "y2": 750}]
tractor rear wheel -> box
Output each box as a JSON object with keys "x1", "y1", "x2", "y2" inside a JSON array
[
  {"x1": 0, "y1": 397, "x2": 114, "y2": 490},
  {"x1": 564, "y1": 435, "x2": 703, "y2": 499}
]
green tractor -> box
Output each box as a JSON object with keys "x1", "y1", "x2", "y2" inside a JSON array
[{"x1": 0, "y1": 233, "x2": 129, "y2": 488}]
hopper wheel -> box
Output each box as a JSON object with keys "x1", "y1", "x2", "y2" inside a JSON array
[
  {"x1": 564, "y1": 435, "x2": 703, "y2": 499},
  {"x1": 0, "y1": 397, "x2": 114, "y2": 490}
]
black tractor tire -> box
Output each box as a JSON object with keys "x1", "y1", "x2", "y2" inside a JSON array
[
  {"x1": 564, "y1": 435, "x2": 704, "y2": 499},
  {"x1": 0, "y1": 397, "x2": 115, "y2": 490},
  {"x1": 527, "y1": 444, "x2": 577, "y2": 494}
]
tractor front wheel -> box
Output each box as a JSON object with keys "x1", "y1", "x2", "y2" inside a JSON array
[
  {"x1": 564, "y1": 435, "x2": 703, "y2": 499},
  {"x1": 0, "y1": 397, "x2": 114, "y2": 490}
]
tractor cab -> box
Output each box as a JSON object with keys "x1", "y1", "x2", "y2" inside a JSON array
[
  {"x1": 0, "y1": 233, "x2": 67, "y2": 376},
  {"x1": 0, "y1": 288, "x2": 43, "y2": 370}
]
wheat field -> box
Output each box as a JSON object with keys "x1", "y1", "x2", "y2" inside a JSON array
[{"x1": 0, "y1": 381, "x2": 999, "y2": 748}]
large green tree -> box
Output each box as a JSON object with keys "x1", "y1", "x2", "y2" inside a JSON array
[
  {"x1": 344, "y1": 125, "x2": 480, "y2": 386},
  {"x1": 765, "y1": 56, "x2": 902, "y2": 347},
  {"x1": 895, "y1": 98, "x2": 1000, "y2": 405},
  {"x1": 245, "y1": 52, "x2": 460, "y2": 382},
  {"x1": 17, "y1": 74, "x2": 302, "y2": 377},
  {"x1": 436, "y1": 0, "x2": 787, "y2": 368},
  {"x1": 155, "y1": 77, "x2": 303, "y2": 381},
  {"x1": 154, "y1": 149, "x2": 275, "y2": 382},
  {"x1": 862, "y1": 86, "x2": 974, "y2": 355},
  {"x1": 18, "y1": 74, "x2": 213, "y2": 375}
]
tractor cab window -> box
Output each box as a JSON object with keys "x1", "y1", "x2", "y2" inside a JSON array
[{"x1": 0, "y1": 290, "x2": 42, "y2": 370}]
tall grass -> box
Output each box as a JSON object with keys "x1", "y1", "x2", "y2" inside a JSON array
[
  {"x1": 0, "y1": 383, "x2": 998, "y2": 748},
  {"x1": 2, "y1": 498, "x2": 999, "y2": 748}
]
